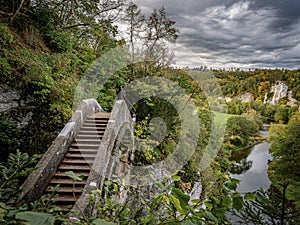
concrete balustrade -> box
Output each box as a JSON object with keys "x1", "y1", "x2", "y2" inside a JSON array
[
  {"x1": 19, "y1": 99, "x2": 103, "y2": 204},
  {"x1": 71, "y1": 100, "x2": 135, "y2": 217}
]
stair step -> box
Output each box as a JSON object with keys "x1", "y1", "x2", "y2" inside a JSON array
[
  {"x1": 58, "y1": 165, "x2": 91, "y2": 171},
  {"x1": 62, "y1": 159, "x2": 93, "y2": 164},
  {"x1": 41, "y1": 112, "x2": 110, "y2": 214},
  {"x1": 88, "y1": 112, "x2": 110, "y2": 119},
  {"x1": 54, "y1": 171, "x2": 90, "y2": 177},
  {"x1": 80, "y1": 127, "x2": 106, "y2": 132},
  {"x1": 84, "y1": 120, "x2": 109, "y2": 125},
  {"x1": 82, "y1": 123, "x2": 107, "y2": 127},
  {"x1": 46, "y1": 186, "x2": 83, "y2": 193},
  {"x1": 70, "y1": 143, "x2": 100, "y2": 149},
  {"x1": 78, "y1": 131, "x2": 104, "y2": 136},
  {"x1": 58, "y1": 205, "x2": 74, "y2": 212},
  {"x1": 53, "y1": 196, "x2": 78, "y2": 203},
  {"x1": 76, "y1": 134, "x2": 103, "y2": 139},
  {"x1": 74, "y1": 139, "x2": 101, "y2": 145},
  {"x1": 67, "y1": 148, "x2": 98, "y2": 154},
  {"x1": 65, "y1": 153, "x2": 96, "y2": 159},
  {"x1": 50, "y1": 179, "x2": 86, "y2": 185}
]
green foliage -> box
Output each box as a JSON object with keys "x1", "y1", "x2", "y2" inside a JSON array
[
  {"x1": 269, "y1": 113, "x2": 300, "y2": 209},
  {"x1": 0, "y1": 151, "x2": 38, "y2": 200},
  {"x1": 92, "y1": 219, "x2": 117, "y2": 225},
  {"x1": 215, "y1": 69, "x2": 300, "y2": 102},
  {"x1": 15, "y1": 211, "x2": 55, "y2": 225},
  {"x1": 0, "y1": 0, "x2": 124, "y2": 156},
  {"x1": 274, "y1": 105, "x2": 289, "y2": 124},
  {"x1": 0, "y1": 57, "x2": 12, "y2": 80},
  {"x1": 97, "y1": 71, "x2": 128, "y2": 112},
  {"x1": 29, "y1": 185, "x2": 62, "y2": 214},
  {"x1": 82, "y1": 176, "x2": 251, "y2": 225},
  {"x1": 65, "y1": 171, "x2": 84, "y2": 181},
  {"x1": 0, "y1": 23, "x2": 14, "y2": 46},
  {"x1": 0, "y1": 151, "x2": 45, "y2": 224},
  {"x1": 44, "y1": 29, "x2": 72, "y2": 52},
  {"x1": 0, "y1": 120, "x2": 19, "y2": 161},
  {"x1": 224, "y1": 115, "x2": 260, "y2": 151},
  {"x1": 232, "y1": 188, "x2": 300, "y2": 225}
]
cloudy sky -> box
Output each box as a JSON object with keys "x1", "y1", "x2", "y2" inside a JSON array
[{"x1": 131, "y1": 0, "x2": 300, "y2": 69}]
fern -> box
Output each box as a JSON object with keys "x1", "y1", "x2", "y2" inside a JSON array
[{"x1": 0, "y1": 150, "x2": 38, "y2": 201}]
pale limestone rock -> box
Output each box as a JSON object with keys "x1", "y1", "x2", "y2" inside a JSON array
[{"x1": 239, "y1": 92, "x2": 253, "y2": 103}]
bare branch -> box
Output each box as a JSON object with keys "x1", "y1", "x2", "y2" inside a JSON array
[{"x1": 10, "y1": 0, "x2": 26, "y2": 23}]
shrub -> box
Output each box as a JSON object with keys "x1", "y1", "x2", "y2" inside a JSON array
[{"x1": 0, "y1": 120, "x2": 19, "y2": 162}]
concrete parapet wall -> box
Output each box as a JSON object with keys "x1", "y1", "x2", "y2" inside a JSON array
[
  {"x1": 19, "y1": 99, "x2": 103, "y2": 204},
  {"x1": 72, "y1": 100, "x2": 135, "y2": 216}
]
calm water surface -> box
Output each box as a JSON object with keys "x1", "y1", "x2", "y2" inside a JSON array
[{"x1": 230, "y1": 130, "x2": 272, "y2": 193}]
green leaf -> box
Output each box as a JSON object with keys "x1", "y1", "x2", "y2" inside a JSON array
[
  {"x1": 225, "y1": 181, "x2": 237, "y2": 191},
  {"x1": 171, "y1": 188, "x2": 190, "y2": 213},
  {"x1": 92, "y1": 219, "x2": 117, "y2": 225},
  {"x1": 182, "y1": 220, "x2": 199, "y2": 225},
  {"x1": 244, "y1": 193, "x2": 255, "y2": 201},
  {"x1": 171, "y1": 175, "x2": 181, "y2": 181},
  {"x1": 205, "y1": 211, "x2": 219, "y2": 223},
  {"x1": 170, "y1": 195, "x2": 184, "y2": 214},
  {"x1": 65, "y1": 171, "x2": 84, "y2": 181},
  {"x1": 0, "y1": 202, "x2": 7, "y2": 222},
  {"x1": 212, "y1": 207, "x2": 227, "y2": 219},
  {"x1": 15, "y1": 211, "x2": 55, "y2": 225},
  {"x1": 221, "y1": 196, "x2": 232, "y2": 207},
  {"x1": 232, "y1": 196, "x2": 244, "y2": 210}
]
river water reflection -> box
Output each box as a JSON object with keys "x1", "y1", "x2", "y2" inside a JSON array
[{"x1": 229, "y1": 130, "x2": 273, "y2": 193}]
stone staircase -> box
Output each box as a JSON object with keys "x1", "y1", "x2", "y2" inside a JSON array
[{"x1": 43, "y1": 112, "x2": 110, "y2": 212}]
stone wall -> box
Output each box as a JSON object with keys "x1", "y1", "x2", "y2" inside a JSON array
[{"x1": 18, "y1": 99, "x2": 103, "y2": 204}]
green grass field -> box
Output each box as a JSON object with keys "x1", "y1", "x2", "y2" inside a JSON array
[{"x1": 212, "y1": 111, "x2": 235, "y2": 124}]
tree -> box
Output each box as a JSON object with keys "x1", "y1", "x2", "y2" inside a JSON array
[
  {"x1": 274, "y1": 105, "x2": 289, "y2": 124},
  {"x1": 143, "y1": 7, "x2": 179, "y2": 69},
  {"x1": 269, "y1": 113, "x2": 300, "y2": 210},
  {"x1": 225, "y1": 116, "x2": 258, "y2": 146},
  {"x1": 123, "y1": 1, "x2": 145, "y2": 77}
]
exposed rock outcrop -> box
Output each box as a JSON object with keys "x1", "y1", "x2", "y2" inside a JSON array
[
  {"x1": 286, "y1": 90, "x2": 298, "y2": 106},
  {"x1": 0, "y1": 84, "x2": 34, "y2": 129},
  {"x1": 239, "y1": 93, "x2": 253, "y2": 103},
  {"x1": 0, "y1": 84, "x2": 20, "y2": 112},
  {"x1": 263, "y1": 81, "x2": 295, "y2": 105}
]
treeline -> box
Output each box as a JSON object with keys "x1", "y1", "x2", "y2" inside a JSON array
[
  {"x1": 269, "y1": 112, "x2": 300, "y2": 213},
  {"x1": 215, "y1": 69, "x2": 300, "y2": 100}
]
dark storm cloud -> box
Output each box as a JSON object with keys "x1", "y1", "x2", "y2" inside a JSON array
[
  {"x1": 133, "y1": 0, "x2": 300, "y2": 68},
  {"x1": 249, "y1": 0, "x2": 300, "y2": 32}
]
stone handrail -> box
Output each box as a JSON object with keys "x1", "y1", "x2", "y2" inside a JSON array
[
  {"x1": 71, "y1": 100, "x2": 135, "y2": 216},
  {"x1": 19, "y1": 99, "x2": 103, "y2": 204}
]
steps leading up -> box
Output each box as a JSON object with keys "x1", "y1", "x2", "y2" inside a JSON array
[{"x1": 43, "y1": 112, "x2": 110, "y2": 213}]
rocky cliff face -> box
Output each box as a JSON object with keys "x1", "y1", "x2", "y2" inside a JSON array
[
  {"x1": 0, "y1": 85, "x2": 20, "y2": 113},
  {"x1": 264, "y1": 81, "x2": 297, "y2": 105},
  {"x1": 0, "y1": 84, "x2": 34, "y2": 129}
]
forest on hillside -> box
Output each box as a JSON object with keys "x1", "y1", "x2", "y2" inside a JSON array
[{"x1": 0, "y1": 0, "x2": 299, "y2": 224}]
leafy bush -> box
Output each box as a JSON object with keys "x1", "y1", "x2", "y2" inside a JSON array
[
  {"x1": 0, "y1": 23, "x2": 14, "y2": 46},
  {"x1": 0, "y1": 57, "x2": 12, "y2": 81},
  {"x1": 44, "y1": 30, "x2": 72, "y2": 52},
  {"x1": 224, "y1": 115, "x2": 259, "y2": 150},
  {"x1": 0, "y1": 120, "x2": 19, "y2": 162},
  {"x1": 0, "y1": 150, "x2": 38, "y2": 202}
]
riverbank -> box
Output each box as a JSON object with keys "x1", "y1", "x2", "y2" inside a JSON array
[{"x1": 223, "y1": 133, "x2": 267, "y2": 153}]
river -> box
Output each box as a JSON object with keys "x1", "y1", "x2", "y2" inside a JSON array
[
  {"x1": 229, "y1": 130, "x2": 272, "y2": 193},
  {"x1": 228, "y1": 130, "x2": 273, "y2": 224}
]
